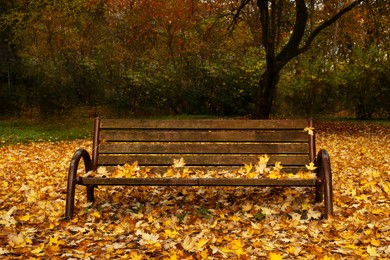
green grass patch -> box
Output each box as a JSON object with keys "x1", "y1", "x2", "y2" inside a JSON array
[{"x1": 0, "y1": 118, "x2": 93, "y2": 146}]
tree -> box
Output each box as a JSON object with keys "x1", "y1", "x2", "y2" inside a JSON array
[{"x1": 232, "y1": 0, "x2": 365, "y2": 118}]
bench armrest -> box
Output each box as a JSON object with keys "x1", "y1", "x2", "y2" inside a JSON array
[
  {"x1": 315, "y1": 149, "x2": 334, "y2": 218},
  {"x1": 65, "y1": 149, "x2": 92, "y2": 220}
]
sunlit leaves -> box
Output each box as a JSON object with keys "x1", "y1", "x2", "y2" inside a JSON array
[{"x1": 0, "y1": 122, "x2": 389, "y2": 258}]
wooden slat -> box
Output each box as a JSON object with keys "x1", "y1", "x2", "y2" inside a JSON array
[
  {"x1": 99, "y1": 143, "x2": 309, "y2": 154},
  {"x1": 98, "y1": 154, "x2": 309, "y2": 166},
  {"x1": 100, "y1": 130, "x2": 308, "y2": 142},
  {"x1": 78, "y1": 177, "x2": 317, "y2": 187},
  {"x1": 100, "y1": 119, "x2": 308, "y2": 130},
  {"x1": 102, "y1": 165, "x2": 307, "y2": 174}
]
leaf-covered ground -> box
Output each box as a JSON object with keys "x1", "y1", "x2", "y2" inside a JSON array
[{"x1": 0, "y1": 122, "x2": 389, "y2": 259}]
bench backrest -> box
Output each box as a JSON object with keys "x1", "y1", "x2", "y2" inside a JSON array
[{"x1": 92, "y1": 118, "x2": 316, "y2": 172}]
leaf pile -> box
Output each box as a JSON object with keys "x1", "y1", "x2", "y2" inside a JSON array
[
  {"x1": 0, "y1": 122, "x2": 389, "y2": 259},
  {"x1": 88, "y1": 154, "x2": 317, "y2": 180}
]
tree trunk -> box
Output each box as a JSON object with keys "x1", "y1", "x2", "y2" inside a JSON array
[
  {"x1": 253, "y1": 67, "x2": 280, "y2": 119},
  {"x1": 247, "y1": 0, "x2": 363, "y2": 119}
]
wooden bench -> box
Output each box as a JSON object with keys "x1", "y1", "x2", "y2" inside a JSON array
[{"x1": 65, "y1": 117, "x2": 333, "y2": 219}]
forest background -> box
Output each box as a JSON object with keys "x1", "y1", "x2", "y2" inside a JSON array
[{"x1": 0, "y1": 0, "x2": 389, "y2": 119}]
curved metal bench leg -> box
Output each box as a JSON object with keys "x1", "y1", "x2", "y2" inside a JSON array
[
  {"x1": 64, "y1": 149, "x2": 92, "y2": 220},
  {"x1": 65, "y1": 158, "x2": 78, "y2": 220},
  {"x1": 316, "y1": 150, "x2": 334, "y2": 218}
]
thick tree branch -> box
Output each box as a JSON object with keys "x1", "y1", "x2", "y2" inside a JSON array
[
  {"x1": 276, "y1": 0, "x2": 308, "y2": 68},
  {"x1": 257, "y1": 0, "x2": 271, "y2": 51}
]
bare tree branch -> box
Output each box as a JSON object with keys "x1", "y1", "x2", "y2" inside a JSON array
[
  {"x1": 298, "y1": 0, "x2": 366, "y2": 55},
  {"x1": 228, "y1": 0, "x2": 252, "y2": 31}
]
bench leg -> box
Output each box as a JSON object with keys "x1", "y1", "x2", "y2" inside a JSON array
[
  {"x1": 316, "y1": 150, "x2": 334, "y2": 218},
  {"x1": 65, "y1": 161, "x2": 77, "y2": 220},
  {"x1": 87, "y1": 185, "x2": 96, "y2": 203},
  {"x1": 64, "y1": 149, "x2": 92, "y2": 220}
]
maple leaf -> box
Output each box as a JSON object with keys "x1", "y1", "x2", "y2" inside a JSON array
[
  {"x1": 19, "y1": 213, "x2": 31, "y2": 222},
  {"x1": 195, "y1": 238, "x2": 209, "y2": 250},
  {"x1": 256, "y1": 154, "x2": 270, "y2": 174},
  {"x1": 244, "y1": 163, "x2": 253, "y2": 174},
  {"x1": 129, "y1": 251, "x2": 143, "y2": 260},
  {"x1": 173, "y1": 158, "x2": 186, "y2": 168},
  {"x1": 230, "y1": 239, "x2": 245, "y2": 257},
  {"x1": 304, "y1": 127, "x2": 314, "y2": 136},
  {"x1": 382, "y1": 182, "x2": 390, "y2": 195},
  {"x1": 269, "y1": 252, "x2": 282, "y2": 260},
  {"x1": 305, "y1": 162, "x2": 317, "y2": 171},
  {"x1": 367, "y1": 246, "x2": 379, "y2": 257},
  {"x1": 31, "y1": 243, "x2": 45, "y2": 256},
  {"x1": 182, "y1": 235, "x2": 196, "y2": 252},
  {"x1": 96, "y1": 166, "x2": 109, "y2": 177},
  {"x1": 0, "y1": 248, "x2": 10, "y2": 255},
  {"x1": 8, "y1": 232, "x2": 26, "y2": 247},
  {"x1": 307, "y1": 208, "x2": 322, "y2": 220},
  {"x1": 287, "y1": 246, "x2": 302, "y2": 256},
  {"x1": 242, "y1": 202, "x2": 253, "y2": 212},
  {"x1": 2, "y1": 180, "x2": 8, "y2": 187},
  {"x1": 273, "y1": 161, "x2": 284, "y2": 171},
  {"x1": 0, "y1": 206, "x2": 18, "y2": 227},
  {"x1": 164, "y1": 229, "x2": 179, "y2": 239}
]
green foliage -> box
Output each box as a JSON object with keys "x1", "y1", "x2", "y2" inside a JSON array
[
  {"x1": 340, "y1": 46, "x2": 390, "y2": 119},
  {"x1": 277, "y1": 45, "x2": 390, "y2": 119}
]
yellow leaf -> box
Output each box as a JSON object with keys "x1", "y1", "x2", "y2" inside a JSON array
[
  {"x1": 383, "y1": 182, "x2": 390, "y2": 195},
  {"x1": 367, "y1": 246, "x2": 379, "y2": 257},
  {"x1": 231, "y1": 239, "x2": 245, "y2": 257},
  {"x1": 370, "y1": 239, "x2": 380, "y2": 246},
  {"x1": 129, "y1": 251, "x2": 143, "y2": 260},
  {"x1": 49, "y1": 236, "x2": 58, "y2": 245},
  {"x1": 8, "y1": 232, "x2": 26, "y2": 247},
  {"x1": 323, "y1": 256, "x2": 336, "y2": 260},
  {"x1": 269, "y1": 252, "x2": 282, "y2": 260},
  {"x1": 245, "y1": 163, "x2": 253, "y2": 174},
  {"x1": 19, "y1": 214, "x2": 31, "y2": 222},
  {"x1": 196, "y1": 238, "x2": 209, "y2": 250},
  {"x1": 258, "y1": 154, "x2": 270, "y2": 164},
  {"x1": 2, "y1": 181, "x2": 8, "y2": 187},
  {"x1": 256, "y1": 154, "x2": 270, "y2": 174},
  {"x1": 304, "y1": 127, "x2": 314, "y2": 135},
  {"x1": 229, "y1": 215, "x2": 241, "y2": 222},
  {"x1": 305, "y1": 162, "x2": 317, "y2": 171},
  {"x1": 274, "y1": 162, "x2": 283, "y2": 171},
  {"x1": 91, "y1": 211, "x2": 101, "y2": 218},
  {"x1": 287, "y1": 246, "x2": 302, "y2": 256},
  {"x1": 242, "y1": 202, "x2": 253, "y2": 212},
  {"x1": 173, "y1": 158, "x2": 186, "y2": 168},
  {"x1": 268, "y1": 170, "x2": 282, "y2": 179},
  {"x1": 200, "y1": 249, "x2": 209, "y2": 259},
  {"x1": 31, "y1": 243, "x2": 45, "y2": 256},
  {"x1": 248, "y1": 171, "x2": 257, "y2": 178},
  {"x1": 372, "y1": 208, "x2": 384, "y2": 215},
  {"x1": 48, "y1": 244, "x2": 60, "y2": 252},
  {"x1": 182, "y1": 235, "x2": 196, "y2": 252},
  {"x1": 164, "y1": 229, "x2": 179, "y2": 239}
]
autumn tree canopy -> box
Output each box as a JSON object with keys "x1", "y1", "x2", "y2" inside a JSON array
[{"x1": 0, "y1": 0, "x2": 389, "y2": 118}]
